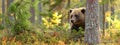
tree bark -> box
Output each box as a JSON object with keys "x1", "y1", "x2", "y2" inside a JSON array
[
  {"x1": 38, "y1": 2, "x2": 42, "y2": 24},
  {"x1": 2, "y1": 0, "x2": 5, "y2": 25},
  {"x1": 85, "y1": 0, "x2": 100, "y2": 45},
  {"x1": 7, "y1": 0, "x2": 14, "y2": 15},
  {"x1": 67, "y1": 0, "x2": 70, "y2": 8},
  {"x1": 68, "y1": 0, "x2": 70, "y2": 22},
  {"x1": 30, "y1": 0, "x2": 35, "y2": 24},
  {"x1": 2, "y1": 0, "x2": 5, "y2": 14},
  {"x1": 6, "y1": 0, "x2": 14, "y2": 27}
]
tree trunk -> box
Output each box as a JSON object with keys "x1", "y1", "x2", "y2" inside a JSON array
[
  {"x1": 85, "y1": 0, "x2": 100, "y2": 45},
  {"x1": 99, "y1": 4, "x2": 104, "y2": 36},
  {"x1": 38, "y1": 2, "x2": 42, "y2": 24},
  {"x1": 7, "y1": 0, "x2": 14, "y2": 15},
  {"x1": 2, "y1": 0, "x2": 5, "y2": 14},
  {"x1": 2, "y1": 0, "x2": 5, "y2": 25},
  {"x1": 6, "y1": 0, "x2": 14, "y2": 27},
  {"x1": 103, "y1": 1, "x2": 109, "y2": 36},
  {"x1": 68, "y1": 0, "x2": 70, "y2": 22},
  {"x1": 67, "y1": 0, "x2": 70, "y2": 8},
  {"x1": 30, "y1": 0, "x2": 35, "y2": 24}
]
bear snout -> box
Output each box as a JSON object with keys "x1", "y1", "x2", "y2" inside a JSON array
[{"x1": 71, "y1": 20, "x2": 74, "y2": 23}]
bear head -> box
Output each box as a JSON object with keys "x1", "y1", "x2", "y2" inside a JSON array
[{"x1": 69, "y1": 7, "x2": 85, "y2": 31}]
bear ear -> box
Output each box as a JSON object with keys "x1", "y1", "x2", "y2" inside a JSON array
[
  {"x1": 69, "y1": 9, "x2": 72, "y2": 14},
  {"x1": 81, "y1": 9, "x2": 85, "y2": 14}
]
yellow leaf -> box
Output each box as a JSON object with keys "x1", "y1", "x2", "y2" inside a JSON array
[
  {"x1": 106, "y1": 17, "x2": 112, "y2": 22},
  {"x1": 42, "y1": 18, "x2": 47, "y2": 23},
  {"x1": 58, "y1": 14, "x2": 62, "y2": 18},
  {"x1": 53, "y1": 12, "x2": 58, "y2": 17},
  {"x1": 105, "y1": 11, "x2": 111, "y2": 17}
]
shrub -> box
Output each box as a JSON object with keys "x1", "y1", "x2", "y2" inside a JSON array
[{"x1": 8, "y1": 0, "x2": 32, "y2": 35}]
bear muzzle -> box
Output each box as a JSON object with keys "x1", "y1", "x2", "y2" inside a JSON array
[{"x1": 71, "y1": 20, "x2": 74, "y2": 23}]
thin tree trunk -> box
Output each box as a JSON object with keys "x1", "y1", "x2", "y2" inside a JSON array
[
  {"x1": 6, "y1": 0, "x2": 14, "y2": 28},
  {"x1": 99, "y1": 4, "x2": 104, "y2": 36},
  {"x1": 30, "y1": 0, "x2": 35, "y2": 24},
  {"x1": 2, "y1": 0, "x2": 5, "y2": 25},
  {"x1": 7, "y1": 0, "x2": 13, "y2": 15},
  {"x1": 102, "y1": 4, "x2": 105, "y2": 36},
  {"x1": 67, "y1": 0, "x2": 70, "y2": 8},
  {"x1": 85, "y1": 0, "x2": 100, "y2": 45},
  {"x1": 103, "y1": 1, "x2": 109, "y2": 36},
  {"x1": 68, "y1": 0, "x2": 70, "y2": 22},
  {"x1": 2, "y1": 0, "x2": 5, "y2": 14},
  {"x1": 38, "y1": 2, "x2": 42, "y2": 24}
]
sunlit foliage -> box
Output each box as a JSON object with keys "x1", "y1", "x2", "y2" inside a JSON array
[{"x1": 42, "y1": 12, "x2": 62, "y2": 28}]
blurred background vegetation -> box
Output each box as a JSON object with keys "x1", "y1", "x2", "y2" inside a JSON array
[{"x1": 0, "y1": 0, "x2": 120, "y2": 45}]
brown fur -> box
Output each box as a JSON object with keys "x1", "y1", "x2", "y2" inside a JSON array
[{"x1": 69, "y1": 8, "x2": 85, "y2": 31}]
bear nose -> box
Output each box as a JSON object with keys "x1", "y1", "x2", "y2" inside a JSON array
[{"x1": 71, "y1": 20, "x2": 74, "y2": 23}]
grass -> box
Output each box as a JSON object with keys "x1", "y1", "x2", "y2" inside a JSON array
[{"x1": 0, "y1": 27, "x2": 120, "y2": 45}]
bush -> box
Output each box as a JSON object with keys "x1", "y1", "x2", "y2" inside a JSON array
[{"x1": 8, "y1": 0, "x2": 32, "y2": 35}]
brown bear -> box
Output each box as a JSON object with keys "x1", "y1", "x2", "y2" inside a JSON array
[{"x1": 69, "y1": 7, "x2": 85, "y2": 31}]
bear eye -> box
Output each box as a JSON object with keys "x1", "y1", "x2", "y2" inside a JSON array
[{"x1": 75, "y1": 15, "x2": 78, "y2": 17}]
